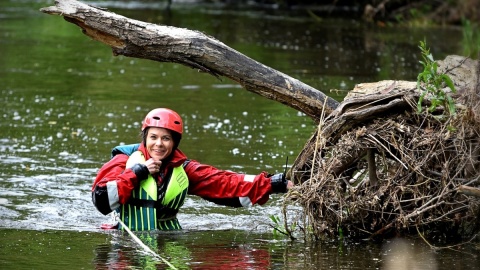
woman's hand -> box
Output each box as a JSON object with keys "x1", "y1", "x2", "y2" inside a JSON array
[
  {"x1": 145, "y1": 158, "x2": 162, "y2": 175},
  {"x1": 270, "y1": 173, "x2": 293, "y2": 193},
  {"x1": 286, "y1": 180, "x2": 294, "y2": 190}
]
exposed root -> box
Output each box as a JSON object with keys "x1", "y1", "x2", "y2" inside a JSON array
[{"x1": 287, "y1": 56, "x2": 480, "y2": 243}]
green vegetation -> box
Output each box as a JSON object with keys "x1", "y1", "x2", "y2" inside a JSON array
[
  {"x1": 416, "y1": 40, "x2": 457, "y2": 116},
  {"x1": 462, "y1": 18, "x2": 480, "y2": 59},
  {"x1": 269, "y1": 214, "x2": 296, "y2": 239}
]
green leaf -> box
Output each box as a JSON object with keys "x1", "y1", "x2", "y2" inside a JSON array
[
  {"x1": 338, "y1": 227, "x2": 344, "y2": 238},
  {"x1": 291, "y1": 222, "x2": 297, "y2": 231},
  {"x1": 447, "y1": 95, "x2": 456, "y2": 115},
  {"x1": 427, "y1": 53, "x2": 434, "y2": 62},
  {"x1": 441, "y1": 74, "x2": 456, "y2": 93},
  {"x1": 269, "y1": 215, "x2": 278, "y2": 224},
  {"x1": 417, "y1": 92, "x2": 426, "y2": 113}
]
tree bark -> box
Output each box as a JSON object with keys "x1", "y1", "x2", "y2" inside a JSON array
[{"x1": 40, "y1": 0, "x2": 339, "y2": 121}]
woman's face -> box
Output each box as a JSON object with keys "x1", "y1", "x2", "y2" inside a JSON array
[{"x1": 145, "y1": 127, "x2": 174, "y2": 161}]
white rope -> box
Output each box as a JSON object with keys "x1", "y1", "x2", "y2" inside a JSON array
[{"x1": 114, "y1": 214, "x2": 178, "y2": 269}]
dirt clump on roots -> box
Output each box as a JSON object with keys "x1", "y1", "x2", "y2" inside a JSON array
[{"x1": 288, "y1": 55, "x2": 480, "y2": 243}]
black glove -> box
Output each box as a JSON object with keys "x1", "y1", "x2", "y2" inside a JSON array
[
  {"x1": 270, "y1": 173, "x2": 288, "y2": 193},
  {"x1": 130, "y1": 163, "x2": 149, "y2": 181}
]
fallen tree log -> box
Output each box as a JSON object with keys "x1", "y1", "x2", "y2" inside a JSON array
[
  {"x1": 40, "y1": 0, "x2": 339, "y2": 121},
  {"x1": 41, "y1": 0, "x2": 480, "y2": 243}
]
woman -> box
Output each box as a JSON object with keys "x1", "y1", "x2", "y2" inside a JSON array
[{"x1": 92, "y1": 108, "x2": 293, "y2": 231}]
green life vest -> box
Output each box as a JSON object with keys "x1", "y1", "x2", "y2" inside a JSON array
[{"x1": 117, "y1": 151, "x2": 189, "y2": 231}]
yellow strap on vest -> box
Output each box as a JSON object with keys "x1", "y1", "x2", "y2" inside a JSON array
[
  {"x1": 126, "y1": 151, "x2": 157, "y2": 200},
  {"x1": 163, "y1": 166, "x2": 189, "y2": 205}
]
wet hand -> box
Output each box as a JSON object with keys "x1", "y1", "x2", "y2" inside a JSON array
[
  {"x1": 286, "y1": 180, "x2": 294, "y2": 190},
  {"x1": 145, "y1": 158, "x2": 162, "y2": 175}
]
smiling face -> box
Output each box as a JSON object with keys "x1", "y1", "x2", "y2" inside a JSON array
[{"x1": 145, "y1": 127, "x2": 175, "y2": 161}]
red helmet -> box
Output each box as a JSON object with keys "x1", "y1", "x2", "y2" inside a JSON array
[{"x1": 141, "y1": 108, "x2": 183, "y2": 134}]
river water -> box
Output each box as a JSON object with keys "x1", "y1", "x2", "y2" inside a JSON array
[{"x1": 1, "y1": 0, "x2": 478, "y2": 269}]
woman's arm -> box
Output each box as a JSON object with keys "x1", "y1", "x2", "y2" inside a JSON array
[
  {"x1": 185, "y1": 160, "x2": 288, "y2": 207},
  {"x1": 91, "y1": 154, "x2": 149, "y2": 215}
]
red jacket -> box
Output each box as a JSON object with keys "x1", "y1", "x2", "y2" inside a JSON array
[{"x1": 92, "y1": 143, "x2": 275, "y2": 215}]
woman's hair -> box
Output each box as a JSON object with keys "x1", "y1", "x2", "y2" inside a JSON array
[{"x1": 141, "y1": 127, "x2": 182, "y2": 150}]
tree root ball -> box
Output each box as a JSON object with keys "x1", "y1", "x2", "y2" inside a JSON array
[{"x1": 288, "y1": 56, "x2": 480, "y2": 243}]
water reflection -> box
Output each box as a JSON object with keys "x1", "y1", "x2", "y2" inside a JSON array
[
  {"x1": 2, "y1": 227, "x2": 478, "y2": 269},
  {"x1": 93, "y1": 230, "x2": 273, "y2": 269},
  {"x1": 382, "y1": 238, "x2": 437, "y2": 270}
]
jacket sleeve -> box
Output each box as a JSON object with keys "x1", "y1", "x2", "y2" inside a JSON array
[
  {"x1": 91, "y1": 154, "x2": 144, "y2": 215},
  {"x1": 184, "y1": 160, "x2": 273, "y2": 207}
]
